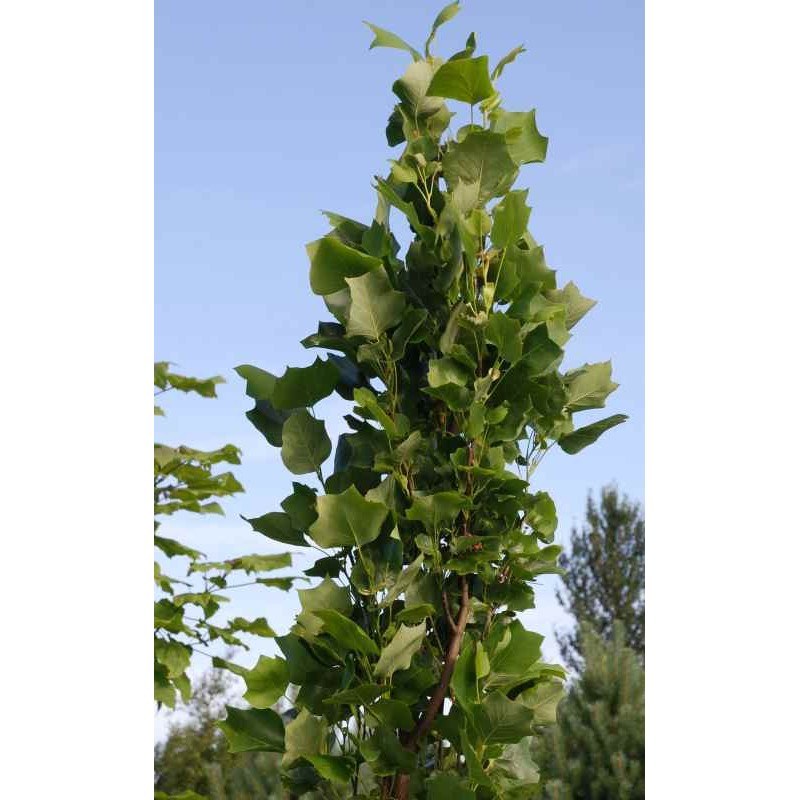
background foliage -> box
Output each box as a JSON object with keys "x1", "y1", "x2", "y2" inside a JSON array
[{"x1": 556, "y1": 485, "x2": 645, "y2": 671}]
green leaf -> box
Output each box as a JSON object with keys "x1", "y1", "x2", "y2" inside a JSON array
[
  {"x1": 298, "y1": 576, "x2": 353, "y2": 616},
  {"x1": 442, "y1": 131, "x2": 518, "y2": 209},
  {"x1": 281, "y1": 410, "x2": 331, "y2": 475},
  {"x1": 473, "y1": 691, "x2": 535, "y2": 745},
  {"x1": 374, "y1": 622, "x2": 427, "y2": 679},
  {"x1": 475, "y1": 641, "x2": 491, "y2": 680},
  {"x1": 243, "y1": 656, "x2": 289, "y2": 708},
  {"x1": 212, "y1": 656, "x2": 249, "y2": 678},
  {"x1": 364, "y1": 22, "x2": 422, "y2": 61},
  {"x1": 558, "y1": 413, "x2": 628, "y2": 454},
  {"x1": 154, "y1": 535, "x2": 203, "y2": 560},
  {"x1": 245, "y1": 510, "x2": 306, "y2": 547},
  {"x1": 563, "y1": 361, "x2": 619, "y2": 411},
  {"x1": 282, "y1": 708, "x2": 326, "y2": 767},
  {"x1": 406, "y1": 491, "x2": 472, "y2": 533},
  {"x1": 427, "y1": 56, "x2": 494, "y2": 105},
  {"x1": 546, "y1": 281, "x2": 597, "y2": 329},
  {"x1": 425, "y1": 2, "x2": 461, "y2": 57},
  {"x1": 517, "y1": 679, "x2": 564, "y2": 724},
  {"x1": 154, "y1": 639, "x2": 191, "y2": 679},
  {"x1": 235, "y1": 364, "x2": 276, "y2": 400},
  {"x1": 490, "y1": 109, "x2": 548, "y2": 165},
  {"x1": 525, "y1": 491, "x2": 557, "y2": 543},
  {"x1": 307, "y1": 236, "x2": 382, "y2": 296},
  {"x1": 484, "y1": 621, "x2": 544, "y2": 690},
  {"x1": 345, "y1": 267, "x2": 406, "y2": 340},
  {"x1": 379, "y1": 553, "x2": 425, "y2": 608},
  {"x1": 313, "y1": 609, "x2": 379, "y2": 656},
  {"x1": 305, "y1": 754, "x2": 355, "y2": 785},
  {"x1": 491, "y1": 189, "x2": 531, "y2": 249},
  {"x1": 427, "y1": 773, "x2": 476, "y2": 800},
  {"x1": 486, "y1": 313, "x2": 523, "y2": 364},
  {"x1": 392, "y1": 60, "x2": 444, "y2": 120},
  {"x1": 280, "y1": 482, "x2": 318, "y2": 530},
  {"x1": 217, "y1": 706, "x2": 285, "y2": 753},
  {"x1": 395, "y1": 603, "x2": 436, "y2": 624},
  {"x1": 324, "y1": 683, "x2": 387, "y2": 706},
  {"x1": 309, "y1": 485, "x2": 389, "y2": 548},
  {"x1": 491, "y1": 45, "x2": 526, "y2": 80},
  {"x1": 271, "y1": 357, "x2": 340, "y2": 410},
  {"x1": 366, "y1": 698, "x2": 414, "y2": 731}
]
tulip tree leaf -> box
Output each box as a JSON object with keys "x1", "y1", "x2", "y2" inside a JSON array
[
  {"x1": 425, "y1": 2, "x2": 461, "y2": 57},
  {"x1": 364, "y1": 22, "x2": 422, "y2": 61},
  {"x1": 272, "y1": 358, "x2": 340, "y2": 410},
  {"x1": 312, "y1": 609, "x2": 379, "y2": 656},
  {"x1": 217, "y1": 706, "x2": 285, "y2": 754},
  {"x1": 374, "y1": 622, "x2": 427, "y2": 678},
  {"x1": 563, "y1": 361, "x2": 619, "y2": 412},
  {"x1": 282, "y1": 709, "x2": 326, "y2": 767},
  {"x1": 245, "y1": 510, "x2": 307, "y2": 547},
  {"x1": 442, "y1": 131, "x2": 518, "y2": 209},
  {"x1": 558, "y1": 414, "x2": 628, "y2": 455},
  {"x1": 308, "y1": 485, "x2": 389, "y2": 548},
  {"x1": 491, "y1": 45, "x2": 526, "y2": 80},
  {"x1": 243, "y1": 656, "x2": 290, "y2": 709},
  {"x1": 345, "y1": 267, "x2": 406, "y2": 340},
  {"x1": 490, "y1": 109, "x2": 548, "y2": 165},
  {"x1": 427, "y1": 56, "x2": 494, "y2": 105},
  {"x1": 307, "y1": 236, "x2": 382, "y2": 296},
  {"x1": 280, "y1": 410, "x2": 331, "y2": 475},
  {"x1": 491, "y1": 189, "x2": 531, "y2": 249}
]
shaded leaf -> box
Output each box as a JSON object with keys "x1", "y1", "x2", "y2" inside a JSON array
[
  {"x1": 243, "y1": 656, "x2": 289, "y2": 708},
  {"x1": 281, "y1": 410, "x2": 331, "y2": 475},
  {"x1": 217, "y1": 706, "x2": 285, "y2": 753},
  {"x1": 374, "y1": 622, "x2": 427, "y2": 678}
]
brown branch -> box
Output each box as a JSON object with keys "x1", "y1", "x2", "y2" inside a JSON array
[
  {"x1": 442, "y1": 590, "x2": 457, "y2": 633},
  {"x1": 394, "y1": 576, "x2": 471, "y2": 799}
]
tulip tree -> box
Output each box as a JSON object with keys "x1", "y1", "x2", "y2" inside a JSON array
[{"x1": 219, "y1": 4, "x2": 626, "y2": 798}]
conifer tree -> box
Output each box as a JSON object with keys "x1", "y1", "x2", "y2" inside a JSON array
[
  {"x1": 556, "y1": 486, "x2": 644, "y2": 670},
  {"x1": 535, "y1": 623, "x2": 645, "y2": 800}
]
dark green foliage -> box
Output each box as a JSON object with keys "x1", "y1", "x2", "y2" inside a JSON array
[
  {"x1": 534, "y1": 623, "x2": 645, "y2": 800},
  {"x1": 556, "y1": 486, "x2": 645, "y2": 670},
  {"x1": 221, "y1": 5, "x2": 626, "y2": 798}
]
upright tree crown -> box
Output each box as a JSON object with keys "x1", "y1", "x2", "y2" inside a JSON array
[{"x1": 221, "y1": 4, "x2": 627, "y2": 798}]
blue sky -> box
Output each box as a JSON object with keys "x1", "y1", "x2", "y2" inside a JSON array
[{"x1": 155, "y1": 0, "x2": 642, "y2": 722}]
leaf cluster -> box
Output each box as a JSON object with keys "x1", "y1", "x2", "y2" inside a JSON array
[{"x1": 154, "y1": 364, "x2": 305, "y2": 709}]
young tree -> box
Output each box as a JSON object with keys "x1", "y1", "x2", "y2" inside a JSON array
[
  {"x1": 219, "y1": 5, "x2": 626, "y2": 798},
  {"x1": 534, "y1": 623, "x2": 645, "y2": 800},
  {"x1": 556, "y1": 486, "x2": 644, "y2": 670}
]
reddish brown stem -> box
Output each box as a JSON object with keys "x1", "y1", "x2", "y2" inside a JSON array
[{"x1": 394, "y1": 576, "x2": 471, "y2": 799}]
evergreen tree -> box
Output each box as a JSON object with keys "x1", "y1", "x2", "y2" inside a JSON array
[
  {"x1": 556, "y1": 485, "x2": 644, "y2": 669},
  {"x1": 535, "y1": 622, "x2": 644, "y2": 800}
]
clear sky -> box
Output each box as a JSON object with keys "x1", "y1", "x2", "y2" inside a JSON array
[{"x1": 155, "y1": 0, "x2": 643, "y2": 728}]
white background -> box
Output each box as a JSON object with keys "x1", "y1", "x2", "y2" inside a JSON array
[{"x1": 1, "y1": 1, "x2": 799, "y2": 797}]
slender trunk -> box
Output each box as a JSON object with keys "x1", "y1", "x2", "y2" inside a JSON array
[{"x1": 393, "y1": 576, "x2": 470, "y2": 800}]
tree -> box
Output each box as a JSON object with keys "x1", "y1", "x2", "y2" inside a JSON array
[
  {"x1": 534, "y1": 623, "x2": 644, "y2": 799},
  {"x1": 154, "y1": 362, "x2": 302, "y2": 709},
  {"x1": 556, "y1": 485, "x2": 644, "y2": 671},
  {"x1": 218, "y1": 5, "x2": 626, "y2": 799}
]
